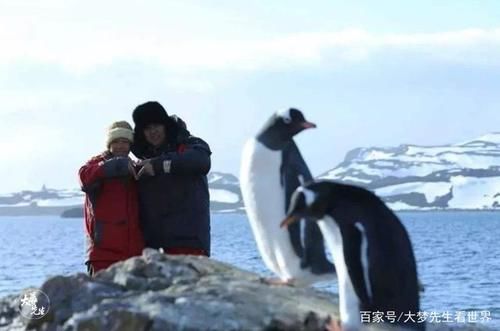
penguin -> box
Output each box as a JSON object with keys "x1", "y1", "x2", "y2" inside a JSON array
[
  {"x1": 240, "y1": 108, "x2": 335, "y2": 285},
  {"x1": 281, "y1": 180, "x2": 423, "y2": 331}
]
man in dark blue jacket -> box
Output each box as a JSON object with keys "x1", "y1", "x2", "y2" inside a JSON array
[{"x1": 131, "y1": 101, "x2": 211, "y2": 256}]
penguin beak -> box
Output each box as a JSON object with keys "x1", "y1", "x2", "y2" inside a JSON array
[
  {"x1": 301, "y1": 121, "x2": 317, "y2": 129},
  {"x1": 280, "y1": 215, "x2": 300, "y2": 228}
]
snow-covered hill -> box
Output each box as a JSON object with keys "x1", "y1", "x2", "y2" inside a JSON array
[
  {"x1": 207, "y1": 172, "x2": 244, "y2": 213},
  {"x1": 3, "y1": 133, "x2": 500, "y2": 215},
  {"x1": 0, "y1": 172, "x2": 243, "y2": 216},
  {"x1": 321, "y1": 133, "x2": 500, "y2": 210}
]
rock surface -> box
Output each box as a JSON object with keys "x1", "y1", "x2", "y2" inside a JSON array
[{"x1": 0, "y1": 249, "x2": 496, "y2": 331}]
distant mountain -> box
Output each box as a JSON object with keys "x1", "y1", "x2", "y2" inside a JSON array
[
  {"x1": 321, "y1": 133, "x2": 500, "y2": 210},
  {"x1": 0, "y1": 172, "x2": 244, "y2": 217},
  {"x1": 3, "y1": 133, "x2": 500, "y2": 216},
  {"x1": 207, "y1": 172, "x2": 244, "y2": 213},
  {"x1": 0, "y1": 186, "x2": 84, "y2": 216}
]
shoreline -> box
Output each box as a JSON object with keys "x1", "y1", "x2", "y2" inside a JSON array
[{"x1": 0, "y1": 208, "x2": 500, "y2": 218}]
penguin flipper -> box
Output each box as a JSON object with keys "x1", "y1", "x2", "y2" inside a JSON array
[
  {"x1": 342, "y1": 224, "x2": 372, "y2": 306},
  {"x1": 282, "y1": 141, "x2": 313, "y2": 211},
  {"x1": 282, "y1": 141, "x2": 335, "y2": 275},
  {"x1": 282, "y1": 141, "x2": 312, "y2": 260},
  {"x1": 303, "y1": 219, "x2": 336, "y2": 275},
  {"x1": 287, "y1": 220, "x2": 304, "y2": 258}
]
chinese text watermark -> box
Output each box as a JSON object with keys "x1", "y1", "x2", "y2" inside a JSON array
[
  {"x1": 17, "y1": 289, "x2": 50, "y2": 320},
  {"x1": 360, "y1": 310, "x2": 492, "y2": 324}
]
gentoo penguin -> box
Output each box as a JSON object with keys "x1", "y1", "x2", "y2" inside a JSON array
[
  {"x1": 240, "y1": 108, "x2": 335, "y2": 285},
  {"x1": 281, "y1": 180, "x2": 423, "y2": 331}
]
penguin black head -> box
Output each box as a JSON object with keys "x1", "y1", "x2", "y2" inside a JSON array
[
  {"x1": 281, "y1": 180, "x2": 383, "y2": 228},
  {"x1": 257, "y1": 108, "x2": 316, "y2": 150},
  {"x1": 281, "y1": 181, "x2": 332, "y2": 227}
]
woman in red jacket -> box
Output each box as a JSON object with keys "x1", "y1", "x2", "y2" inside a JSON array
[{"x1": 79, "y1": 121, "x2": 144, "y2": 276}]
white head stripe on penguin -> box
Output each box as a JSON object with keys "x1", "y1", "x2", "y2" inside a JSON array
[
  {"x1": 355, "y1": 222, "x2": 373, "y2": 300},
  {"x1": 276, "y1": 108, "x2": 292, "y2": 124},
  {"x1": 298, "y1": 187, "x2": 316, "y2": 207}
]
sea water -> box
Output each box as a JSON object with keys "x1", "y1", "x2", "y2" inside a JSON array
[{"x1": 0, "y1": 212, "x2": 499, "y2": 328}]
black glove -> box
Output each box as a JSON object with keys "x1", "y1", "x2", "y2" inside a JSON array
[{"x1": 102, "y1": 157, "x2": 130, "y2": 178}]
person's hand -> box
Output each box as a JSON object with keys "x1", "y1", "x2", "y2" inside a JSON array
[
  {"x1": 128, "y1": 160, "x2": 139, "y2": 180},
  {"x1": 137, "y1": 160, "x2": 155, "y2": 178},
  {"x1": 102, "y1": 157, "x2": 132, "y2": 178}
]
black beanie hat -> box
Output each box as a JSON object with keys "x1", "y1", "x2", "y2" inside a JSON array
[{"x1": 132, "y1": 101, "x2": 170, "y2": 129}]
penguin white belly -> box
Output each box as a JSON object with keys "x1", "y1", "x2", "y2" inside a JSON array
[
  {"x1": 240, "y1": 139, "x2": 304, "y2": 280},
  {"x1": 318, "y1": 216, "x2": 361, "y2": 330}
]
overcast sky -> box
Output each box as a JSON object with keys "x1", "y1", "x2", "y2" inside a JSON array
[{"x1": 1, "y1": 0, "x2": 500, "y2": 193}]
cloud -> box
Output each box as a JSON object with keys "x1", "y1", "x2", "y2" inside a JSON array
[{"x1": 1, "y1": 11, "x2": 500, "y2": 74}]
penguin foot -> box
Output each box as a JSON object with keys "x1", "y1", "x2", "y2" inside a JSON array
[
  {"x1": 260, "y1": 277, "x2": 295, "y2": 286},
  {"x1": 324, "y1": 317, "x2": 342, "y2": 331}
]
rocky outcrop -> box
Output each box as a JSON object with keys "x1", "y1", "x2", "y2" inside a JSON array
[
  {"x1": 0, "y1": 249, "x2": 339, "y2": 331},
  {"x1": 0, "y1": 249, "x2": 496, "y2": 331}
]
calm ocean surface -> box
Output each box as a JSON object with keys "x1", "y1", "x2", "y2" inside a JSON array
[{"x1": 0, "y1": 212, "x2": 499, "y2": 328}]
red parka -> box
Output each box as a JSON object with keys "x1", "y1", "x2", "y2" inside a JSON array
[{"x1": 79, "y1": 152, "x2": 144, "y2": 267}]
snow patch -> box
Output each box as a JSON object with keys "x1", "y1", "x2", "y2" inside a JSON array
[
  {"x1": 217, "y1": 209, "x2": 239, "y2": 213},
  {"x1": 474, "y1": 133, "x2": 500, "y2": 144},
  {"x1": 386, "y1": 201, "x2": 421, "y2": 210},
  {"x1": 373, "y1": 161, "x2": 395, "y2": 167},
  {"x1": 448, "y1": 176, "x2": 500, "y2": 209},
  {"x1": 363, "y1": 150, "x2": 394, "y2": 160},
  {"x1": 209, "y1": 189, "x2": 239, "y2": 203},
  {"x1": 35, "y1": 197, "x2": 84, "y2": 207},
  {"x1": 342, "y1": 176, "x2": 371, "y2": 184},
  {"x1": 376, "y1": 182, "x2": 451, "y2": 204},
  {"x1": 208, "y1": 174, "x2": 223, "y2": 184},
  {"x1": 0, "y1": 202, "x2": 31, "y2": 207}
]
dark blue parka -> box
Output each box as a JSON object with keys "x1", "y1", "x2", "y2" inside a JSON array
[{"x1": 132, "y1": 104, "x2": 211, "y2": 256}]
